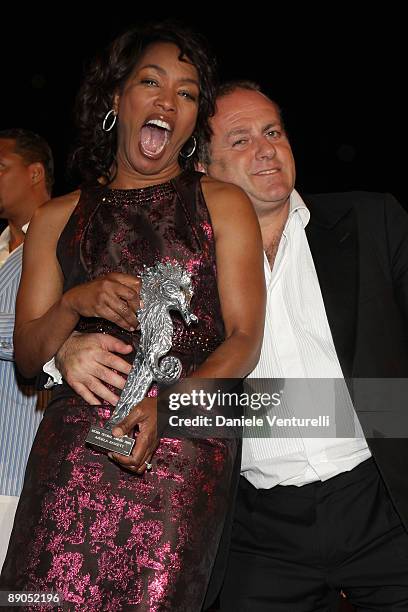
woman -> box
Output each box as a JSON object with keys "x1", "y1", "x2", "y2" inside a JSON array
[{"x1": 1, "y1": 23, "x2": 265, "y2": 610}]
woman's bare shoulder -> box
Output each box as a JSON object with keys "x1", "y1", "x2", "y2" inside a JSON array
[
  {"x1": 200, "y1": 175, "x2": 247, "y2": 202},
  {"x1": 30, "y1": 190, "x2": 81, "y2": 234},
  {"x1": 36, "y1": 189, "x2": 81, "y2": 217},
  {"x1": 199, "y1": 175, "x2": 255, "y2": 227}
]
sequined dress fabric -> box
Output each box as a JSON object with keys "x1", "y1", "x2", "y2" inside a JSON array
[{"x1": 0, "y1": 171, "x2": 237, "y2": 611}]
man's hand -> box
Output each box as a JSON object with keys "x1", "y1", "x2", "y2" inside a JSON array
[
  {"x1": 110, "y1": 397, "x2": 159, "y2": 474},
  {"x1": 56, "y1": 332, "x2": 133, "y2": 405}
]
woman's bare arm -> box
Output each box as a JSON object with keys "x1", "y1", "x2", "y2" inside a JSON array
[
  {"x1": 14, "y1": 192, "x2": 141, "y2": 377},
  {"x1": 14, "y1": 192, "x2": 80, "y2": 376},
  {"x1": 194, "y1": 175, "x2": 266, "y2": 378}
]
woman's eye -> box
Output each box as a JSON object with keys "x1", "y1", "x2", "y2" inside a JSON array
[
  {"x1": 179, "y1": 90, "x2": 197, "y2": 101},
  {"x1": 141, "y1": 79, "x2": 158, "y2": 87}
]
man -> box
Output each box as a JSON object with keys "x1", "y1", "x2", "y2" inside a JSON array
[
  {"x1": 0, "y1": 128, "x2": 53, "y2": 569},
  {"x1": 199, "y1": 81, "x2": 408, "y2": 611},
  {"x1": 51, "y1": 83, "x2": 408, "y2": 611}
]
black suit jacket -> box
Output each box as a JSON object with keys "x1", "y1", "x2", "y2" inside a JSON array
[
  {"x1": 204, "y1": 191, "x2": 408, "y2": 609},
  {"x1": 306, "y1": 191, "x2": 408, "y2": 534}
]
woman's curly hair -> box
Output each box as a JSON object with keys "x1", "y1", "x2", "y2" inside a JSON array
[{"x1": 70, "y1": 21, "x2": 218, "y2": 184}]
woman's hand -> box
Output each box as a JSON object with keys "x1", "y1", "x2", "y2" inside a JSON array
[
  {"x1": 109, "y1": 397, "x2": 159, "y2": 474},
  {"x1": 63, "y1": 272, "x2": 141, "y2": 331}
]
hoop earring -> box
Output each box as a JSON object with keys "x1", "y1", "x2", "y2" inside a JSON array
[
  {"x1": 180, "y1": 135, "x2": 197, "y2": 159},
  {"x1": 102, "y1": 109, "x2": 117, "y2": 132}
]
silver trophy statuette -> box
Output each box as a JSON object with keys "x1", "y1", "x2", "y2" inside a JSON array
[{"x1": 86, "y1": 261, "x2": 198, "y2": 456}]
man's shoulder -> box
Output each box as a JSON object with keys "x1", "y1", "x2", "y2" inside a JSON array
[
  {"x1": 305, "y1": 190, "x2": 390, "y2": 208},
  {"x1": 303, "y1": 191, "x2": 400, "y2": 226}
]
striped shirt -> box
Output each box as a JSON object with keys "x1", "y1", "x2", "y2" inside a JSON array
[{"x1": 0, "y1": 225, "x2": 47, "y2": 496}]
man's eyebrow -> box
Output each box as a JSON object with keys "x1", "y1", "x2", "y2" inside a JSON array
[
  {"x1": 226, "y1": 128, "x2": 250, "y2": 138},
  {"x1": 225, "y1": 121, "x2": 282, "y2": 139},
  {"x1": 263, "y1": 122, "x2": 282, "y2": 131}
]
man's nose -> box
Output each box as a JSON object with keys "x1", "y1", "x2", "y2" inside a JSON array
[{"x1": 254, "y1": 138, "x2": 276, "y2": 160}]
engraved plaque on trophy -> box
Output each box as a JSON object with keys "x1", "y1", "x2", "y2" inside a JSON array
[{"x1": 85, "y1": 262, "x2": 197, "y2": 456}]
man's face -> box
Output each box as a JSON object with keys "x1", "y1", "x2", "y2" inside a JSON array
[
  {"x1": 207, "y1": 89, "x2": 296, "y2": 216},
  {"x1": 0, "y1": 139, "x2": 33, "y2": 219}
]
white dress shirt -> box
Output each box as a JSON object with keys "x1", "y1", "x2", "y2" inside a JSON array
[{"x1": 242, "y1": 190, "x2": 371, "y2": 489}]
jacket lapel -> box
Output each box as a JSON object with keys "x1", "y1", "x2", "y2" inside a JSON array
[{"x1": 305, "y1": 194, "x2": 358, "y2": 378}]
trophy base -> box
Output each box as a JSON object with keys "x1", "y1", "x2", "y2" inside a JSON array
[{"x1": 86, "y1": 425, "x2": 135, "y2": 457}]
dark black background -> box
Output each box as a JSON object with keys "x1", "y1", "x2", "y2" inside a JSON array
[
  {"x1": 1, "y1": 13, "x2": 398, "y2": 611},
  {"x1": 1, "y1": 8, "x2": 405, "y2": 203}
]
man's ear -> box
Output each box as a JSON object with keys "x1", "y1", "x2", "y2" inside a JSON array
[{"x1": 29, "y1": 162, "x2": 45, "y2": 187}]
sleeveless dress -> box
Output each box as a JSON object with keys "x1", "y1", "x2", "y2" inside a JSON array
[{"x1": 0, "y1": 171, "x2": 238, "y2": 611}]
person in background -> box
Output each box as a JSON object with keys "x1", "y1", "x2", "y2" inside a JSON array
[{"x1": 0, "y1": 128, "x2": 53, "y2": 570}]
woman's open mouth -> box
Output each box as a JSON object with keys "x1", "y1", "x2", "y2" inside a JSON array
[{"x1": 139, "y1": 119, "x2": 172, "y2": 159}]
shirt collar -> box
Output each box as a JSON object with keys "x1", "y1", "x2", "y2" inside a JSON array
[
  {"x1": 0, "y1": 222, "x2": 29, "y2": 243},
  {"x1": 287, "y1": 189, "x2": 310, "y2": 228},
  {"x1": 0, "y1": 226, "x2": 11, "y2": 254},
  {"x1": 0, "y1": 222, "x2": 30, "y2": 261}
]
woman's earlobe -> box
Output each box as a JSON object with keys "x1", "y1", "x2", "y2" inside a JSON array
[
  {"x1": 195, "y1": 161, "x2": 207, "y2": 173},
  {"x1": 113, "y1": 92, "x2": 120, "y2": 114}
]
